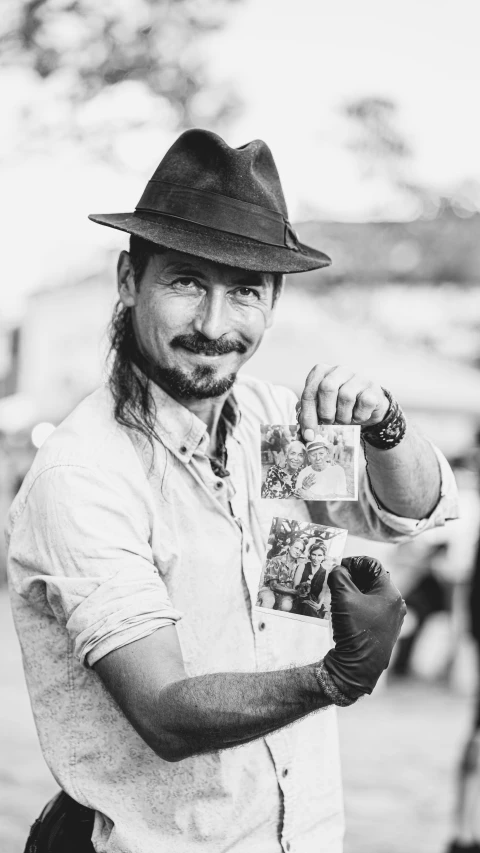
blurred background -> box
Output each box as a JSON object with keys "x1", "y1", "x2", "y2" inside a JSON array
[{"x1": 1, "y1": 1, "x2": 480, "y2": 851}]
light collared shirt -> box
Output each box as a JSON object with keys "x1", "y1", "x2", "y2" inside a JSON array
[
  {"x1": 7, "y1": 375, "x2": 458, "y2": 853},
  {"x1": 296, "y1": 463, "x2": 347, "y2": 499}
]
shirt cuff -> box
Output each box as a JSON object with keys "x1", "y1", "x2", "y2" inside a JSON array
[
  {"x1": 363, "y1": 442, "x2": 459, "y2": 537},
  {"x1": 65, "y1": 575, "x2": 183, "y2": 668}
]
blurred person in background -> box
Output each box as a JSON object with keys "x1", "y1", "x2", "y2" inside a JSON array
[
  {"x1": 7, "y1": 129, "x2": 456, "y2": 853},
  {"x1": 263, "y1": 424, "x2": 291, "y2": 465},
  {"x1": 446, "y1": 453, "x2": 480, "y2": 853},
  {"x1": 446, "y1": 540, "x2": 480, "y2": 853}
]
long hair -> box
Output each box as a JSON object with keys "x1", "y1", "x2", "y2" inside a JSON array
[
  {"x1": 107, "y1": 236, "x2": 163, "y2": 448},
  {"x1": 108, "y1": 300, "x2": 159, "y2": 448}
]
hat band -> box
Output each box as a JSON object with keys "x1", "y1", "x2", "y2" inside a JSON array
[{"x1": 135, "y1": 180, "x2": 299, "y2": 250}]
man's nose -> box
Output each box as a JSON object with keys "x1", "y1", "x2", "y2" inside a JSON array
[{"x1": 192, "y1": 289, "x2": 232, "y2": 340}]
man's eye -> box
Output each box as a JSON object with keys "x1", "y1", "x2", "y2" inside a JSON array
[
  {"x1": 172, "y1": 278, "x2": 200, "y2": 291},
  {"x1": 234, "y1": 287, "x2": 261, "y2": 303}
]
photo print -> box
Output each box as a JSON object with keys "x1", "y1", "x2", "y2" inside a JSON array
[
  {"x1": 260, "y1": 423, "x2": 360, "y2": 500},
  {"x1": 255, "y1": 517, "x2": 348, "y2": 626}
]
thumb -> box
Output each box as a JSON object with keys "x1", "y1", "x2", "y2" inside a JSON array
[{"x1": 342, "y1": 556, "x2": 391, "y2": 595}]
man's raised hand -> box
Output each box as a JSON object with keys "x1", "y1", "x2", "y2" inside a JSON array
[
  {"x1": 323, "y1": 556, "x2": 407, "y2": 699},
  {"x1": 297, "y1": 364, "x2": 389, "y2": 442}
]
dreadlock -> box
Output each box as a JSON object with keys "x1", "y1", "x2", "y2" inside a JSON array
[{"x1": 107, "y1": 236, "x2": 164, "y2": 448}]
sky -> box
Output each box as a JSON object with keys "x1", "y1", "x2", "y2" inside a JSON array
[
  {"x1": 1, "y1": 0, "x2": 479, "y2": 320},
  {"x1": 211, "y1": 0, "x2": 480, "y2": 216}
]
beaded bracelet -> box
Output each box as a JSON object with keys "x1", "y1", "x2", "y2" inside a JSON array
[
  {"x1": 314, "y1": 661, "x2": 358, "y2": 707},
  {"x1": 361, "y1": 388, "x2": 407, "y2": 451}
]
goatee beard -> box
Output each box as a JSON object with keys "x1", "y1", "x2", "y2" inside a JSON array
[{"x1": 146, "y1": 362, "x2": 237, "y2": 399}]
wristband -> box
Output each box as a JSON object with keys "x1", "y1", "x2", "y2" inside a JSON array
[
  {"x1": 315, "y1": 661, "x2": 358, "y2": 707},
  {"x1": 361, "y1": 388, "x2": 406, "y2": 450}
]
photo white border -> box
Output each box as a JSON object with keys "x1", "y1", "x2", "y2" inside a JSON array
[{"x1": 260, "y1": 424, "x2": 360, "y2": 502}]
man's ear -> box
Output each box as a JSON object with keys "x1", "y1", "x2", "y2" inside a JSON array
[{"x1": 117, "y1": 250, "x2": 137, "y2": 307}]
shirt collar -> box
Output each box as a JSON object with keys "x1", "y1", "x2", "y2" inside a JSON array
[{"x1": 147, "y1": 379, "x2": 240, "y2": 464}]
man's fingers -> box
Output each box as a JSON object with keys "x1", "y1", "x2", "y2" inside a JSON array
[
  {"x1": 299, "y1": 365, "x2": 389, "y2": 437},
  {"x1": 299, "y1": 364, "x2": 330, "y2": 440},
  {"x1": 342, "y1": 556, "x2": 392, "y2": 595},
  {"x1": 300, "y1": 364, "x2": 355, "y2": 438},
  {"x1": 327, "y1": 564, "x2": 360, "y2": 597},
  {"x1": 352, "y1": 387, "x2": 387, "y2": 425},
  {"x1": 335, "y1": 377, "x2": 368, "y2": 425},
  {"x1": 315, "y1": 366, "x2": 355, "y2": 425}
]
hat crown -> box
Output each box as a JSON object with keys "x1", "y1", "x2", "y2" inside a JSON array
[
  {"x1": 146, "y1": 129, "x2": 289, "y2": 216},
  {"x1": 89, "y1": 128, "x2": 332, "y2": 273}
]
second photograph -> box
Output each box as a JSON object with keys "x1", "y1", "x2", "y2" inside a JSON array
[{"x1": 260, "y1": 424, "x2": 360, "y2": 501}]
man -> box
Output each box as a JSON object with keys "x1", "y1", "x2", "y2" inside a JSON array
[
  {"x1": 7, "y1": 129, "x2": 457, "y2": 853},
  {"x1": 261, "y1": 438, "x2": 307, "y2": 497},
  {"x1": 296, "y1": 437, "x2": 348, "y2": 499},
  {"x1": 260, "y1": 535, "x2": 309, "y2": 612}
]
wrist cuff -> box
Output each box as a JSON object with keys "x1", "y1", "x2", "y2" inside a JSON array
[{"x1": 315, "y1": 661, "x2": 359, "y2": 707}]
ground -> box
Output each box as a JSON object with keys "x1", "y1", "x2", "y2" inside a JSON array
[{"x1": 0, "y1": 590, "x2": 473, "y2": 853}]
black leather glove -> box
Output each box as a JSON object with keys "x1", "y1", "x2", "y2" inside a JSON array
[{"x1": 324, "y1": 556, "x2": 406, "y2": 699}]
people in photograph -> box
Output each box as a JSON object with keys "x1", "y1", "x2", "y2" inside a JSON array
[
  {"x1": 263, "y1": 425, "x2": 291, "y2": 465},
  {"x1": 333, "y1": 431, "x2": 345, "y2": 465},
  {"x1": 7, "y1": 128, "x2": 455, "y2": 853},
  {"x1": 295, "y1": 438, "x2": 348, "y2": 499},
  {"x1": 293, "y1": 543, "x2": 334, "y2": 619},
  {"x1": 263, "y1": 536, "x2": 308, "y2": 591},
  {"x1": 295, "y1": 541, "x2": 327, "y2": 587},
  {"x1": 261, "y1": 438, "x2": 307, "y2": 498},
  {"x1": 261, "y1": 535, "x2": 309, "y2": 612},
  {"x1": 315, "y1": 424, "x2": 336, "y2": 444}
]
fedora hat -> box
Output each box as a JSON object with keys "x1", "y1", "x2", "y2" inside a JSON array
[{"x1": 89, "y1": 129, "x2": 331, "y2": 274}]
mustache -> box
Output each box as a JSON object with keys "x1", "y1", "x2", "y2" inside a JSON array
[{"x1": 171, "y1": 333, "x2": 248, "y2": 356}]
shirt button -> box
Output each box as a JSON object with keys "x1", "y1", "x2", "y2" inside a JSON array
[
  {"x1": 215, "y1": 481, "x2": 223, "y2": 489},
  {"x1": 245, "y1": 543, "x2": 250, "y2": 552},
  {"x1": 282, "y1": 767, "x2": 289, "y2": 778},
  {"x1": 258, "y1": 621, "x2": 266, "y2": 631},
  {"x1": 285, "y1": 843, "x2": 291, "y2": 851},
  {"x1": 180, "y1": 445, "x2": 187, "y2": 454}
]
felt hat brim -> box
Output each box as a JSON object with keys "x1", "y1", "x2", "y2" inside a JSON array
[{"x1": 88, "y1": 211, "x2": 332, "y2": 274}]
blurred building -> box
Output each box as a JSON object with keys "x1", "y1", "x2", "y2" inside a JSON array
[{"x1": 0, "y1": 266, "x2": 117, "y2": 581}]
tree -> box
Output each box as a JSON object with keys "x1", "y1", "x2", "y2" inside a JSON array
[
  {"x1": 0, "y1": 0, "x2": 243, "y2": 160},
  {"x1": 342, "y1": 96, "x2": 412, "y2": 189}
]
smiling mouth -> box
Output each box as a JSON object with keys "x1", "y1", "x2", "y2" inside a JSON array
[{"x1": 180, "y1": 347, "x2": 230, "y2": 359}]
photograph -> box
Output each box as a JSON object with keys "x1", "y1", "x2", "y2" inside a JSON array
[
  {"x1": 255, "y1": 517, "x2": 348, "y2": 625},
  {"x1": 260, "y1": 423, "x2": 360, "y2": 500}
]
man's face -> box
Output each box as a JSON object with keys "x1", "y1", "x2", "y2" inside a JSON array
[
  {"x1": 310, "y1": 548, "x2": 325, "y2": 568},
  {"x1": 308, "y1": 447, "x2": 329, "y2": 471},
  {"x1": 285, "y1": 441, "x2": 306, "y2": 472},
  {"x1": 118, "y1": 248, "x2": 278, "y2": 400},
  {"x1": 289, "y1": 539, "x2": 305, "y2": 559}
]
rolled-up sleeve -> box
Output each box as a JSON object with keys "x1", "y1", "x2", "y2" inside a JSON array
[
  {"x1": 321, "y1": 443, "x2": 459, "y2": 543},
  {"x1": 8, "y1": 463, "x2": 182, "y2": 667}
]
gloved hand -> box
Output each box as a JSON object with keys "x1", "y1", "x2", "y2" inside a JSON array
[{"x1": 324, "y1": 556, "x2": 406, "y2": 699}]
